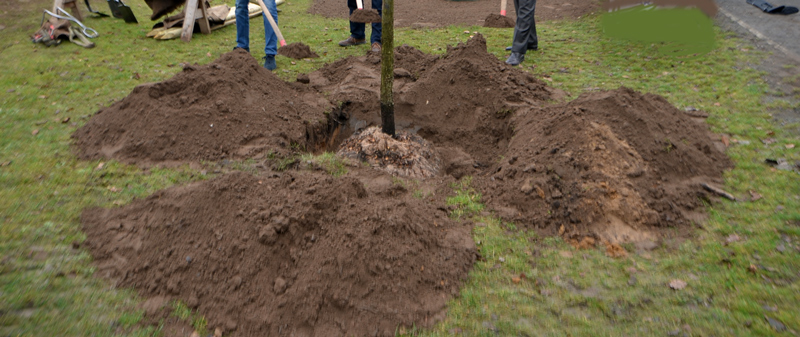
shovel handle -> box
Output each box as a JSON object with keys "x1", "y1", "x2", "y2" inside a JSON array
[
  {"x1": 256, "y1": 0, "x2": 286, "y2": 46},
  {"x1": 356, "y1": 0, "x2": 363, "y2": 10},
  {"x1": 500, "y1": 0, "x2": 507, "y2": 16}
]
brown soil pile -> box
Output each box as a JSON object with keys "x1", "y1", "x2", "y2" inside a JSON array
[
  {"x1": 484, "y1": 13, "x2": 515, "y2": 28},
  {"x1": 308, "y1": 34, "x2": 563, "y2": 166},
  {"x1": 477, "y1": 87, "x2": 731, "y2": 242},
  {"x1": 82, "y1": 171, "x2": 477, "y2": 337},
  {"x1": 309, "y1": 0, "x2": 599, "y2": 27},
  {"x1": 72, "y1": 49, "x2": 332, "y2": 166},
  {"x1": 348, "y1": 8, "x2": 381, "y2": 23},
  {"x1": 278, "y1": 42, "x2": 320, "y2": 59},
  {"x1": 338, "y1": 126, "x2": 440, "y2": 178}
]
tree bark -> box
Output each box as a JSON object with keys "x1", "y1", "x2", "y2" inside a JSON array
[{"x1": 380, "y1": 0, "x2": 395, "y2": 137}]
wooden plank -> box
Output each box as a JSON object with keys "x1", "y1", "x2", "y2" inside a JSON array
[
  {"x1": 181, "y1": 0, "x2": 198, "y2": 42},
  {"x1": 197, "y1": 0, "x2": 211, "y2": 34}
]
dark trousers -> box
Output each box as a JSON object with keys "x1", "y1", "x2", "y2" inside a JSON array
[
  {"x1": 348, "y1": 0, "x2": 383, "y2": 44},
  {"x1": 512, "y1": 0, "x2": 538, "y2": 54}
]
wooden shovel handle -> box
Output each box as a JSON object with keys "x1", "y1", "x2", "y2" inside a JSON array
[
  {"x1": 500, "y1": 0, "x2": 507, "y2": 15},
  {"x1": 356, "y1": 0, "x2": 363, "y2": 9},
  {"x1": 256, "y1": 0, "x2": 286, "y2": 46}
]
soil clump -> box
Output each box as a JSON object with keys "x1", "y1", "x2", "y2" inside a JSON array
[
  {"x1": 484, "y1": 13, "x2": 515, "y2": 28},
  {"x1": 309, "y1": 0, "x2": 599, "y2": 27},
  {"x1": 82, "y1": 170, "x2": 477, "y2": 337},
  {"x1": 477, "y1": 87, "x2": 731, "y2": 243},
  {"x1": 72, "y1": 49, "x2": 332, "y2": 166},
  {"x1": 348, "y1": 8, "x2": 382, "y2": 23},
  {"x1": 278, "y1": 42, "x2": 320, "y2": 59}
]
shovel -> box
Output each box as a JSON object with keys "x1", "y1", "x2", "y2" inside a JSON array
[
  {"x1": 349, "y1": 0, "x2": 381, "y2": 23},
  {"x1": 500, "y1": 0, "x2": 507, "y2": 15},
  {"x1": 84, "y1": 0, "x2": 110, "y2": 17},
  {"x1": 255, "y1": 0, "x2": 286, "y2": 47},
  {"x1": 107, "y1": 0, "x2": 138, "y2": 23}
]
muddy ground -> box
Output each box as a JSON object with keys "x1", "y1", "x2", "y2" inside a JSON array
[
  {"x1": 75, "y1": 35, "x2": 731, "y2": 336},
  {"x1": 308, "y1": 0, "x2": 600, "y2": 28}
]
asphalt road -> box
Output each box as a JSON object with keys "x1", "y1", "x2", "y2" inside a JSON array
[{"x1": 715, "y1": 0, "x2": 800, "y2": 62}]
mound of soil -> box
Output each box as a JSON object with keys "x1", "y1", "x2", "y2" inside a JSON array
[
  {"x1": 72, "y1": 49, "x2": 332, "y2": 166},
  {"x1": 308, "y1": 34, "x2": 563, "y2": 166},
  {"x1": 477, "y1": 87, "x2": 731, "y2": 242},
  {"x1": 484, "y1": 13, "x2": 515, "y2": 28},
  {"x1": 338, "y1": 126, "x2": 440, "y2": 178},
  {"x1": 279, "y1": 42, "x2": 320, "y2": 59},
  {"x1": 349, "y1": 8, "x2": 381, "y2": 23},
  {"x1": 82, "y1": 171, "x2": 477, "y2": 336},
  {"x1": 308, "y1": 0, "x2": 600, "y2": 27}
]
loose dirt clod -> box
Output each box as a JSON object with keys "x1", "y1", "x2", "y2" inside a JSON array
[
  {"x1": 82, "y1": 171, "x2": 477, "y2": 337},
  {"x1": 484, "y1": 13, "x2": 515, "y2": 28},
  {"x1": 278, "y1": 42, "x2": 320, "y2": 59},
  {"x1": 349, "y1": 8, "x2": 382, "y2": 23}
]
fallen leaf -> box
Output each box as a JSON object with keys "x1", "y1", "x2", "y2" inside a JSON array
[
  {"x1": 762, "y1": 138, "x2": 777, "y2": 145},
  {"x1": 721, "y1": 135, "x2": 729, "y2": 147},
  {"x1": 107, "y1": 186, "x2": 121, "y2": 192},
  {"x1": 765, "y1": 316, "x2": 786, "y2": 332},
  {"x1": 725, "y1": 233, "x2": 741, "y2": 245},
  {"x1": 747, "y1": 264, "x2": 758, "y2": 273},
  {"x1": 559, "y1": 250, "x2": 573, "y2": 258},
  {"x1": 558, "y1": 225, "x2": 565, "y2": 236},
  {"x1": 132, "y1": 72, "x2": 140, "y2": 80},
  {"x1": 96, "y1": 162, "x2": 105, "y2": 170},
  {"x1": 668, "y1": 279, "x2": 687, "y2": 290},
  {"x1": 206, "y1": 52, "x2": 212, "y2": 57},
  {"x1": 605, "y1": 242, "x2": 627, "y2": 258},
  {"x1": 786, "y1": 144, "x2": 795, "y2": 149},
  {"x1": 214, "y1": 327, "x2": 223, "y2": 337},
  {"x1": 61, "y1": 117, "x2": 70, "y2": 123},
  {"x1": 31, "y1": 129, "x2": 39, "y2": 135},
  {"x1": 512, "y1": 276, "x2": 521, "y2": 284},
  {"x1": 190, "y1": 332, "x2": 200, "y2": 337},
  {"x1": 749, "y1": 190, "x2": 762, "y2": 201},
  {"x1": 713, "y1": 102, "x2": 721, "y2": 106}
]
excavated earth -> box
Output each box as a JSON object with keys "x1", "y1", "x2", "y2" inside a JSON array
[
  {"x1": 75, "y1": 34, "x2": 731, "y2": 336},
  {"x1": 72, "y1": 49, "x2": 332, "y2": 166}
]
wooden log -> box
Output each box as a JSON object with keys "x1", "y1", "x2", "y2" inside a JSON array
[{"x1": 180, "y1": 0, "x2": 198, "y2": 42}]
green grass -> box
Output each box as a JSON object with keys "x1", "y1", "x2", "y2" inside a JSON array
[
  {"x1": 300, "y1": 152, "x2": 348, "y2": 176},
  {"x1": 446, "y1": 177, "x2": 485, "y2": 219},
  {"x1": 1, "y1": 0, "x2": 799, "y2": 336}
]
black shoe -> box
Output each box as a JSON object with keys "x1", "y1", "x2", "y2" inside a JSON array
[
  {"x1": 506, "y1": 45, "x2": 538, "y2": 51},
  {"x1": 505, "y1": 52, "x2": 524, "y2": 65},
  {"x1": 233, "y1": 46, "x2": 249, "y2": 52}
]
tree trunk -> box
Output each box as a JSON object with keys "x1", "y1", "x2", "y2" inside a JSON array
[{"x1": 380, "y1": 0, "x2": 395, "y2": 137}]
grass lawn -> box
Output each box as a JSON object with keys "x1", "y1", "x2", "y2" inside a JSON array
[{"x1": 1, "y1": 0, "x2": 799, "y2": 335}]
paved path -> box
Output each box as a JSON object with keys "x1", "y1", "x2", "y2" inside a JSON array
[{"x1": 715, "y1": 0, "x2": 800, "y2": 62}]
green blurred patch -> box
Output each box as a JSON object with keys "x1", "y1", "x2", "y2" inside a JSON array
[{"x1": 600, "y1": 5, "x2": 715, "y2": 56}]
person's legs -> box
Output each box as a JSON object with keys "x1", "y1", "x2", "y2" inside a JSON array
[
  {"x1": 526, "y1": 0, "x2": 538, "y2": 50},
  {"x1": 348, "y1": 0, "x2": 366, "y2": 40},
  {"x1": 511, "y1": 0, "x2": 535, "y2": 55},
  {"x1": 234, "y1": 0, "x2": 250, "y2": 51},
  {"x1": 370, "y1": 0, "x2": 382, "y2": 45},
  {"x1": 262, "y1": 0, "x2": 278, "y2": 56}
]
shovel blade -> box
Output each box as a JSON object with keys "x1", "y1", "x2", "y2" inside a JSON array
[{"x1": 107, "y1": 0, "x2": 138, "y2": 23}]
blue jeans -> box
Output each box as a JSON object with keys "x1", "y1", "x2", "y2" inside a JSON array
[
  {"x1": 348, "y1": 0, "x2": 382, "y2": 44},
  {"x1": 236, "y1": 0, "x2": 278, "y2": 56}
]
